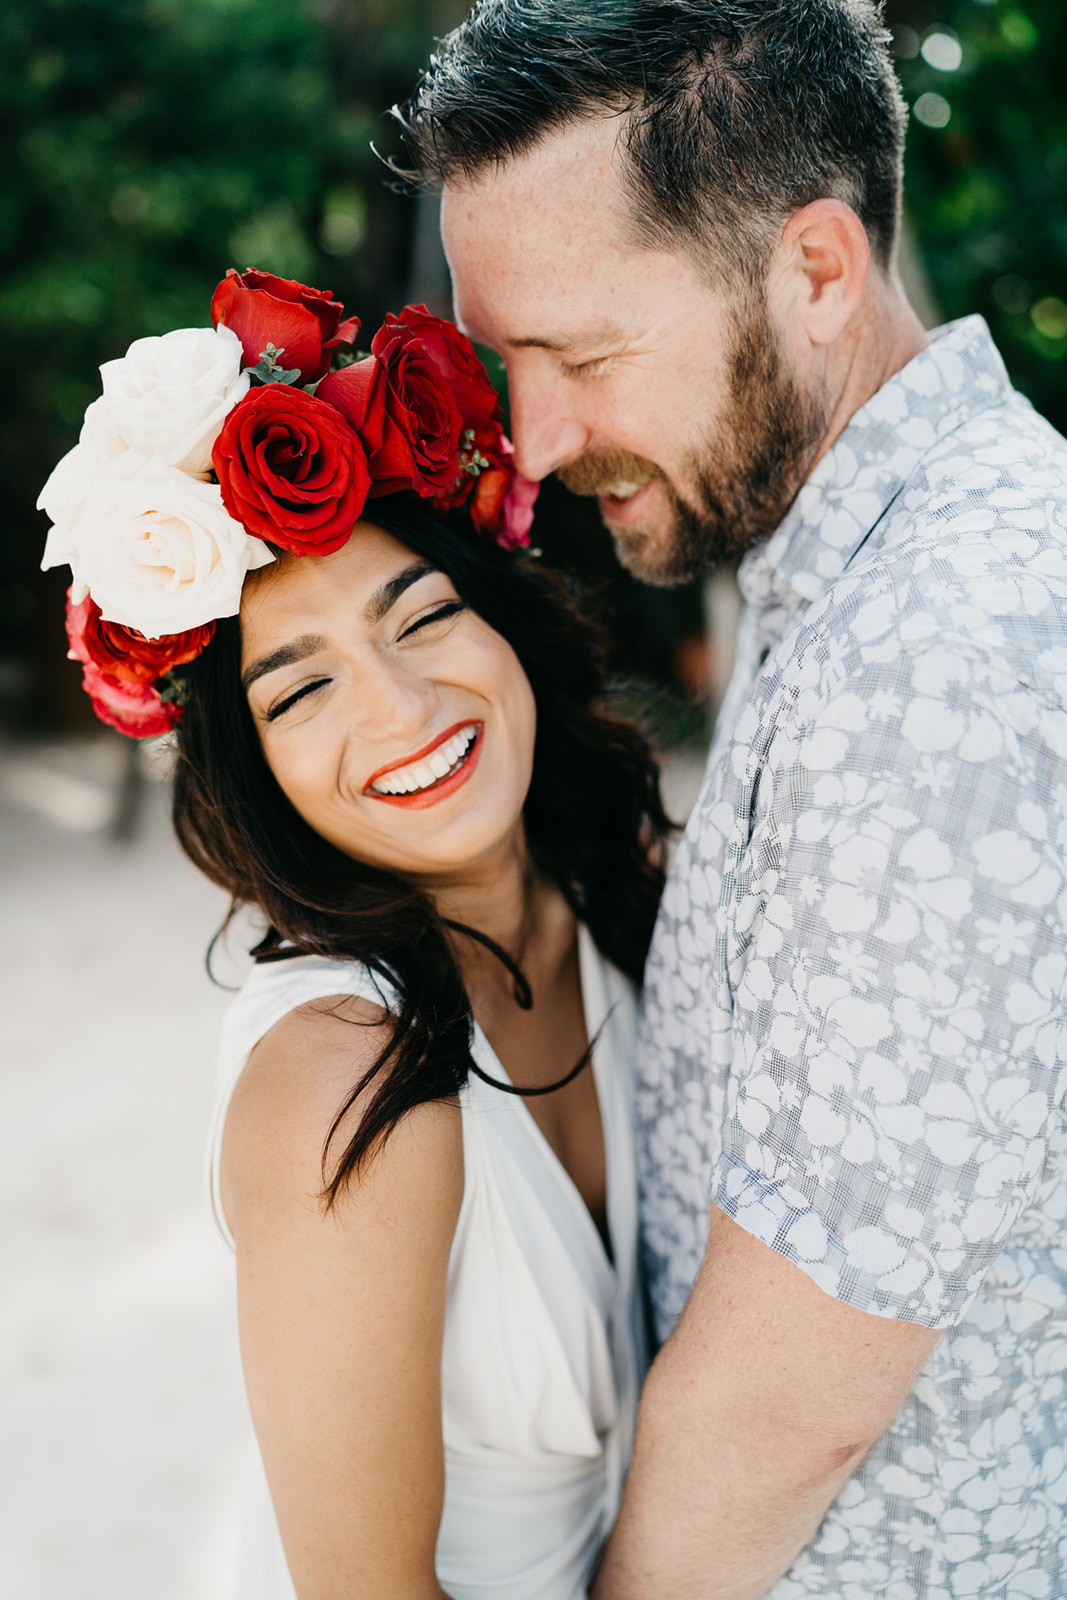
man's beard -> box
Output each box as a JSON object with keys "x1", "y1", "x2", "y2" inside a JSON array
[{"x1": 557, "y1": 301, "x2": 827, "y2": 586}]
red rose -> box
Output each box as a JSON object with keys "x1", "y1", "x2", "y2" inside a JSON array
[
  {"x1": 461, "y1": 422, "x2": 511, "y2": 536},
  {"x1": 382, "y1": 306, "x2": 501, "y2": 434},
  {"x1": 429, "y1": 423, "x2": 537, "y2": 547},
  {"x1": 317, "y1": 330, "x2": 463, "y2": 498},
  {"x1": 429, "y1": 417, "x2": 502, "y2": 517},
  {"x1": 212, "y1": 386, "x2": 371, "y2": 558},
  {"x1": 428, "y1": 414, "x2": 500, "y2": 517},
  {"x1": 80, "y1": 661, "x2": 180, "y2": 739},
  {"x1": 66, "y1": 591, "x2": 213, "y2": 685},
  {"x1": 211, "y1": 269, "x2": 359, "y2": 385}
]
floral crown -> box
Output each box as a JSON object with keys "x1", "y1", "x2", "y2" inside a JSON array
[{"x1": 39, "y1": 269, "x2": 538, "y2": 739}]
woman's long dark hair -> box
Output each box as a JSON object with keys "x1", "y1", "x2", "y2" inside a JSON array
[{"x1": 173, "y1": 496, "x2": 672, "y2": 1204}]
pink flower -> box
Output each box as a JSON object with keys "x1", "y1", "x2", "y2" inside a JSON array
[
  {"x1": 500, "y1": 453, "x2": 540, "y2": 551},
  {"x1": 473, "y1": 433, "x2": 538, "y2": 550},
  {"x1": 80, "y1": 661, "x2": 180, "y2": 739}
]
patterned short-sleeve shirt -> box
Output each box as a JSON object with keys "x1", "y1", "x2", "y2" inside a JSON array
[{"x1": 638, "y1": 317, "x2": 1067, "y2": 1598}]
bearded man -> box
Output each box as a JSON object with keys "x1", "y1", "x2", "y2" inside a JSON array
[{"x1": 403, "y1": 3, "x2": 1067, "y2": 1595}]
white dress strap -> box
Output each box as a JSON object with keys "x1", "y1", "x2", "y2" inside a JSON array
[{"x1": 206, "y1": 954, "x2": 399, "y2": 1249}]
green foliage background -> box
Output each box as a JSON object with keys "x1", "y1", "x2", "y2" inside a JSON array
[
  {"x1": 0, "y1": 0, "x2": 1063, "y2": 729},
  {"x1": 892, "y1": 0, "x2": 1066, "y2": 430}
]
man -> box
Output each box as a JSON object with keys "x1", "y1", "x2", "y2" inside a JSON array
[{"x1": 403, "y1": 3, "x2": 1067, "y2": 1594}]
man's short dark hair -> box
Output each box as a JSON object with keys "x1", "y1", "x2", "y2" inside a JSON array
[{"x1": 399, "y1": 0, "x2": 907, "y2": 288}]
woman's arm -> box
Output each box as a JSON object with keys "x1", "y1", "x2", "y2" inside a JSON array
[{"x1": 220, "y1": 994, "x2": 464, "y2": 1600}]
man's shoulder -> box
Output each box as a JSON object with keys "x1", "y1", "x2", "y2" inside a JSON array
[
  {"x1": 912, "y1": 386, "x2": 1067, "y2": 507},
  {"x1": 777, "y1": 398, "x2": 1067, "y2": 713}
]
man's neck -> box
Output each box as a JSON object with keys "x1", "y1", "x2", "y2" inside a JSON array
[{"x1": 813, "y1": 276, "x2": 929, "y2": 469}]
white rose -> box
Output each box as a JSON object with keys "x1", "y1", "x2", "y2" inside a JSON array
[
  {"x1": 38, "y1": 399, "x2": 155, "y2": 580},
  {"x1": 39, "y1": 324, "x2": 247, "y2": 577},
  {"x1": 74, "y1": 466, "x2": 274, "y2": 638},
  {"x1": 97, "y1": 323, "x2": 249, "y2": 475}
]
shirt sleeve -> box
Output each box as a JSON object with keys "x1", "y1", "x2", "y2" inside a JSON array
[{"x1": 711, "y1": 642, "x2": 1067, "y2": 1328}]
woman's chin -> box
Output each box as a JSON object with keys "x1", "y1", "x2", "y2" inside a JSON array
[{"x1": 320, "y1": 791, "x2": 529, "y2": 884}]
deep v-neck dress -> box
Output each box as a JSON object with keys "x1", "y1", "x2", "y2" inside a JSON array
[{"x1": 207, "y1": 925, "x2": 647, "y2": 1600}]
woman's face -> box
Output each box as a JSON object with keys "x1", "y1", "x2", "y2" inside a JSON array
[{"x1": 240, "y1": 523, "x2": 537, "y2": 885}]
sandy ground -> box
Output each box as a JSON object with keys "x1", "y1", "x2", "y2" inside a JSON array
[
  {"x1": 0, "y1": 738, "x2": 245, "y2": 1600},
  {"x1": 0, "y1": 732, "x2": 708, "y2": 1600}
]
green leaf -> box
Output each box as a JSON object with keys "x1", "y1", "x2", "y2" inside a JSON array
[
  {"x1": 246, "y1": 342, "x2": 303, "y2": 385},
  {"x1": 157, "y1": 672, "x2": 188, "y2": 707}
]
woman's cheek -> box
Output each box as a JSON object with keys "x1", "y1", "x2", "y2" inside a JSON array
[{"x1": 264, "y1": 730, "x2": 330, "y2": 815}]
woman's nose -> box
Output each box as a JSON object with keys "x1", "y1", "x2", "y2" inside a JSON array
[
  {"x1": 507, "y1": 369, "x2": 591, "y2": 484},
  {"x1": 344, "y1": 654, "x2": 438, "y2": 753}
]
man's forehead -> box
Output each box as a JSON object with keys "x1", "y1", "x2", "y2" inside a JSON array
[
  {"x1": 441, "y1": 115, "x2": 627, "y2": 229},
  {"x1": 440, "y1": 119, "x2": 642, "y2": 340},
  {"x1": 445, "y1": 231, "x2": 634, "y2": 352},
  {"x1": 439, "y1": 117, "x2": 729, "y2": 356}
]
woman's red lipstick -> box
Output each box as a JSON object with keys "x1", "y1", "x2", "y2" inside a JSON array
[{"x1": 363, "y1": 721, "x2": 484, "y2": 810}]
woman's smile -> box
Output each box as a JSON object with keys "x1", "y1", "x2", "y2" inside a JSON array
[{"x1": 364, "y1": 720, "x2": 484, "y2": 808}]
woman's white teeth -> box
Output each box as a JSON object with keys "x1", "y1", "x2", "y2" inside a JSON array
[{"x1": 372, "y1": 725, "x2": 477, "y2": 795}]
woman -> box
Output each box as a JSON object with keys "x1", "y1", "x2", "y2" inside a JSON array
[{"x1": 39, "y1": 272, "x2": 671, "y2": 1599}]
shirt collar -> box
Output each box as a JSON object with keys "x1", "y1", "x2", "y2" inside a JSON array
[{"x1": 739, "y1": 314, "x2": 1013, "y2": 607}]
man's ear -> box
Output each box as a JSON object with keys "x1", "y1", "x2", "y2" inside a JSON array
[{"x1": 773, "y1": 200, "x2": 871, "y2": 347}]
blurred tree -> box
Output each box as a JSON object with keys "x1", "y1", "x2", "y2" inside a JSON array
[{"x1": 887, "y1": 0, "x2": 1066, "y2": 429}]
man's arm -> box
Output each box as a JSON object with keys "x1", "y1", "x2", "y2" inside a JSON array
[{"x1": 594, "y1": 1205, "x2": 940, "y2": 1600}]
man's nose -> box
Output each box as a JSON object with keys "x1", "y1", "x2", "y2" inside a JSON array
[{"x1": 507, "y1": 370, "x2": 591, "y2": 483}]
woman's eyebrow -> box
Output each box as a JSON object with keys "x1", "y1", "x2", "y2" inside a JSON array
[
  {"x1": 241, "y1": 635, "x2": 327, "y2": 693},
  {"x1": 365, "y1": 562, "x2": 438, "y2": 623},
  {"x1": 241, "y1": 565, "x2": 438, "y2": 692}
]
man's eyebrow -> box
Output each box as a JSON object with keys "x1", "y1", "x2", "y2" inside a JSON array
[
  {"x1": 509, "y1": 323, "x2": 625, "y2": 354},
  {"x1": 365, "y1": 562, "x2": 438, "y2": 623},
  {"x1": 241, "y1": 635, "x2": 327, "y2": 693}
]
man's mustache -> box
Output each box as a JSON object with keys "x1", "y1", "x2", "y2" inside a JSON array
[{"x1": 556, "y1": 451, "x2": 666, "y2": 498}]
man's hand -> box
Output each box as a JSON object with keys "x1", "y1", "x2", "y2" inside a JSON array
[{"x1": 594, "y1": 1206, "x2": 941, "y2": 1600}]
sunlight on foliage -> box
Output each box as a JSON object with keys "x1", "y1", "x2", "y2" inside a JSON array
[{"x1": 894, "y1": 0, "x2": 1066, "y2": 433}]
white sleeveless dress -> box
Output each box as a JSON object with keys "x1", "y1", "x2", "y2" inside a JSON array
[{"x1": 207, "y1": 924, "x2": 647, "y2": 1600}]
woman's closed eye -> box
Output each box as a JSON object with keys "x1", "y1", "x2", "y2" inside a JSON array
[
  {"x1": 396, "y1": 599, "x2": 465, "y2": 642},
  {"x1": 262, "y1": 601, "x2": 465, "y2": 721},
  {"x1": 266, "y1": 677, "x2": 331, "y2": 722}
]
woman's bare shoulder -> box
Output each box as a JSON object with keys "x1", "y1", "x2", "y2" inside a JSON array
[
  {"x1": 225, "y1": 995, "x2": 462, "y2": 1597},
  {"x1": 222, "y1": 992, "x2": 463, "y2": 1245}
]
